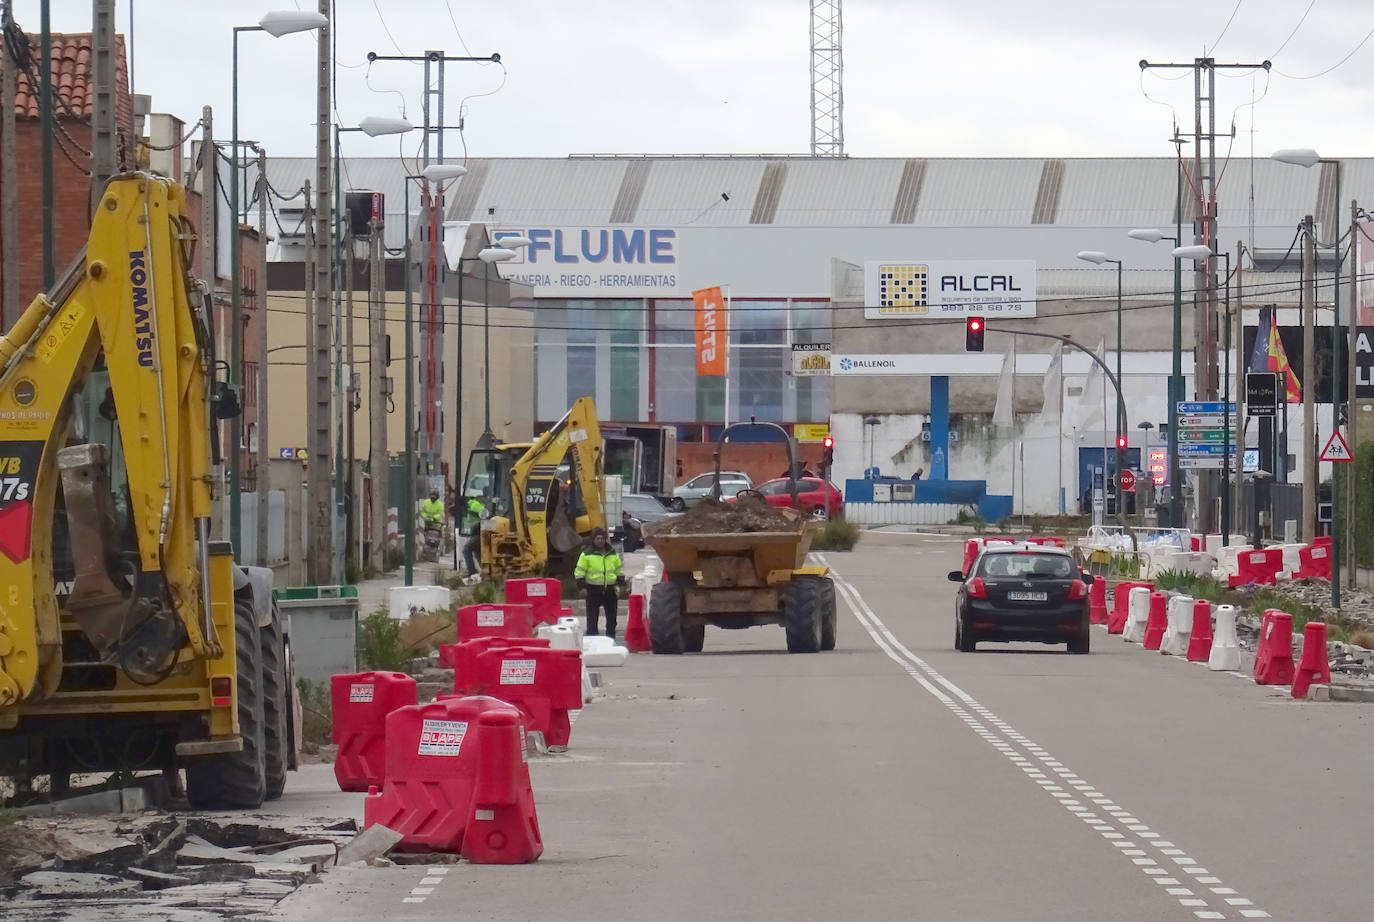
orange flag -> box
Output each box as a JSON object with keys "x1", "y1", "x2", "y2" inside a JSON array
[{"x1": 693, "y1": 286, "x2": 725, "y2": 376}]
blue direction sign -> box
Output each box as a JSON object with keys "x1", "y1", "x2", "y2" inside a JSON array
[
  {"x1": 1176, "y1": 443, "x2": 1237, "y2": 455},
  {"x1": 1177, "y1": 401, "x2": 1237, "y2": 414}
]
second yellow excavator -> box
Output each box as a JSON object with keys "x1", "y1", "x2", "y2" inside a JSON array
[{"x1": 463, "y1": 397, "x2": 605, "y2": 579}]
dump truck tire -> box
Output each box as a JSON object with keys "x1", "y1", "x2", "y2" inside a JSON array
[
  {"x1": 649, "y1": 582, "x2": 685, "y2": 654},
  {"x1": 185, "y1": 598, "x2": 267, "y2": 809},
  {"x1": 819, "y1": 578, "x2": 837, "y2": 651},
  {"x1": 784, "y1": 576, "x2": 824, "y2": 653},
  {"x1": 259, "y1": 601, "x2": 290, "y2": 800},
  {"x1": 683, "y1": 623, "x2": 705, "y2": 653}
]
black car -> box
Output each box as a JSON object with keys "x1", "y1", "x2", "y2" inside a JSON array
[
  {"x1": 614, "y1": 493, "x2": 675, "y2": 553},
  {"x1": 947, "y1": 546, "x2": 1091, "y2": 653}
]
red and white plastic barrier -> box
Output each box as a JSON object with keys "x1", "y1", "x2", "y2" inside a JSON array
[
  {"x1": 1292, "y1": 621, "x2": 1331, "y2": 699},
  {"x1": 455, "y1": 603, "x2": 537, "y2": 643},
  {"x1": 1142, "y1": 592, "x2": 1169, "y2": 651},
  {"x1": 1229, "y1": 547, "x2": 1285, "y2": 588},
  {"x1": 1295, "y1": 543, "x2": 1332, "y2": 580},
  {"x1": 330, "y1": 671, "x2": 417, "y2": 792},
  {"x1": 624, "y1": 593, "x2": 651, "y2": 651},
  {"x1": 504, "y1": 577, "x2": 572, "y2": 625},
  {"x1": 1253, "y1": 609, "x2": 1295, "y2": 685},
  {"x1": 1159, "y1": 595, "x2": 1193, "y2": 656},
  {"x1": 1187, "y1": 600, "x2": 1213, "y2": 662},
  {"x1": 1208, "y1": 604, "x2": 1241, "y2": 671},
  {"x1": 1122, "y1": 586, "x2": 1152, "y2": 644},
  {"x1": 1108, "y1": 581, "x2": 1152, "y2": 635}
]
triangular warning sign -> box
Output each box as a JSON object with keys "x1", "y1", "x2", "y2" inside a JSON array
[{"x1": 1321, "y1": 430, "x2": 1353, "y2": 463}]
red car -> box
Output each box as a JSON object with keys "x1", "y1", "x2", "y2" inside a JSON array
[{"x1": 731, "y1": 477, "x2": 844, "y2": 519}]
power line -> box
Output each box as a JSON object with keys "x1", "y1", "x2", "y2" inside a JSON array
[
  {"x1": 1207, "y1": 0, "x2": 1246, "y2": 55},
  {"x1": 369, "y1": 0, "x2": 407, "y2": 56},
  {"x1": 1274, "y1": 24, "x2": 1374, "y2": 79},
  {"x1": 1269, "y1": 0, "x2": 1318, "y2": 59}
]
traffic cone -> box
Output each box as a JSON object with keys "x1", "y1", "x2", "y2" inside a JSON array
[
  {"x1": 624, "y1": 593, "x2": 651, "y2": 653},
  {"x1": 1142, "y1": 592, "x2": 1169, "y2": 650},
  {"x1": 1089, "y1": 578, "x2": 1108, "y2": 625},
  {"x1": 1292, "y1": 621, "x2": 1331, "y2": 699},
  {"x1": 1187, "y1": 599, "x2": 1213, "y2": 662},
  {"x1": 1253, "y1": 610, "x2": 1295, "y2": 685}
]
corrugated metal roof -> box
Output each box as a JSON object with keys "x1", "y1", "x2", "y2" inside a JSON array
[
  {"x1": 913, "y1": 159, "x2": 1043, "y2": 225},
  {"x1": 632, "y1": 157, "x2": 767, "y2": 225},
  {"x1": 774, "y1": 158, "x2": 907, "y2": 225},
  {"x1": 1057, "y1": 158, "x2": 1178, "y2": 226},
  {"x1": 455, "y1": 157, "x2": 627, "y2": 226}
]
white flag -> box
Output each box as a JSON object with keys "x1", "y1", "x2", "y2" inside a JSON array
[
  {"x1": 1073, "y1": 336, "x2": 1108, "y2": 433},
  {"x1": 992, "y1": 339, "x2": 1017, "y2": 427}
]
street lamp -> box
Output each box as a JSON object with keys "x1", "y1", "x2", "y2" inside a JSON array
[
  {"x1": 229, "y1": 9, "x2": 327, "y2": 558},
  {"x1": 1128, "y1": 227, "x2": 1186, "y2": 528},
  {"x1": 1077, "y1": 250, "x2": 1127, "y2": 524},
  {"x1": 1175, "y1": 245, "x2": 1237, "y2": 545},
  {"x1": 1272, "y1": 147, "x2": 1345, "y2": 610},
  {"x1": 477, "y1": 243, "x2": 523, "y2": 442}
]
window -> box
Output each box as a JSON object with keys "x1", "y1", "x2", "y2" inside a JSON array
[{"x1": 757, "y1": 480, "x2": 790, "y2": 496}]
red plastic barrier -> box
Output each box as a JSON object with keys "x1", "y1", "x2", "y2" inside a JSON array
[
  {"x1": 1253, "y1": 609, "x2": 1295, "y2": 685},
  {"x1": 1142, "y1": 592, "x2": 1169, "y2": 650},
  {"x1": 440, "y1": 636, "x2": 553, "y2": 691},
  {"x1": 624, "y1": 593, "x2": 651, "y2": 652},
  {"x1": 1312, "y1": 535, "x2": 1333, "y2": 547},
  {"x1": 1229, "y1": 547, "x2": 1284, "y2": 588},
  {"x1": 330, "y1": 671, "x2": 417, "y2": 792},
  {"x1": 1108, "y1": 581, "x2": 1152, "y2": 634},
  {"x1": 363, "y1": 695, "x2": 519, "y2": 852},
  {"x1": 962, "y1": 537, "x2": 1017, "y2": 575},
  {"x1": 455, "y1": 603, "x2": 536, "y2": 643},
  {"x1": 1026, "y1": 536, "x2": 1067, "y2": 548},
  {"x1": 1190, "y1": 535, "x2": 1202, "y2": 551},
  {"x1": 460, "y1": 708, "x2": 544, "y2": 864},
  {"x1": 1089, "y1": 578, "x2": 1108, "y2": 625},
  {"x1": 1296, "y1": 544, "x2": 1332, "y2": 580},
  {"x1": 1187, "y1": 599, "x2": 1213, "y2": 662},
  {"x1": 469, "y1": 644, "x2": 583, "y2": 747},
  {"x1": 1292, "y1": 621, "x2": 1331, "y2": 698},
  {"x1": 503, "y1": 578, "x2": 571, "y2": 625}
]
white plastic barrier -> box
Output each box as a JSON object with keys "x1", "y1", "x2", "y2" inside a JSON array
[
  {"x1": 1122, "y1": 586, "x2": 1152, "y2": 643},
  {"x1": 582, "y1": 634, "x2": 629, "y2": 667},
  {"x1": 1216, "y1": 545, "x2": 1243, "y2": 579},
  {"x1": 555, "y1": 616, "x2": 586, "y2": 648},
  {"x1": 1164, "y1": 551, "x2": 1216, "y2": 577},
  {"x1": 386, "y1": 585, "x2": 451, "y2": 621},
  {"x1": 538, "y1": 623, "x2": 596, "y2": 703},
  {"x1": 1208, "y1": 604, "x2": 1242, "y2": 671},
  {"x1": 1279, "y1": 543, "x2": 1306, "y2": 577},
  {"x1": 1160, "y1": 595, "x2": 1194, "y2": 656}
]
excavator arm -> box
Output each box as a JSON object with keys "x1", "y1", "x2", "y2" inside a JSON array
[{"x1": 0, "y1": 174, "x2": 219, "y2": 712}]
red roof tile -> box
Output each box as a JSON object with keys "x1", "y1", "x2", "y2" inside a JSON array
[{"x1": 11, "y1": 32, "x2": 132, "y2": 134}]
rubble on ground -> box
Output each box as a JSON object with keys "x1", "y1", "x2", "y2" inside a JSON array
[
  {"x1": 650, "y1": 494, "x2": 800, "y2": 536},
  {"x1": 0, "y1": 812, "x2": 359, "y2": 920}
]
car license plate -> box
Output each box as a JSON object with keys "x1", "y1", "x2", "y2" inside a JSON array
[{"x1": 1007, "y1": 591, "x2": 1047, "y2": 601}]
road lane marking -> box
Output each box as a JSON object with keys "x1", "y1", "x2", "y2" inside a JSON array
[
  {"x1": 402, "y1": 865, "x2": 449, "y2": 905},
  {"x1": 822, "y1": 559, "x2": 1269, "y2": 921}
]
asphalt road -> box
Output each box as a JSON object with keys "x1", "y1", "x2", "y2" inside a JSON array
[{"x1": 264, "y1": 534, "x2": 1374, "y2": 921}]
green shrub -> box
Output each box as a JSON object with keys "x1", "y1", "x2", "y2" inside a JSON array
[
  {"x1": 355, "y1": 610, "x2": 408, "y2": 672},
  {"x1": 296, "y1": 678, "x2": 332, "y2": 745},
  {"x1": 813, "y1": 517, "x2": 861, "y2": 552}
]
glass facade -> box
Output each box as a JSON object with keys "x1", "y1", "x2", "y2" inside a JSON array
[{"x1": 533, "y1": 297, "x2": 831, "y2": 427}]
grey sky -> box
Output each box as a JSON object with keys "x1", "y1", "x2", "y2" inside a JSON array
[{"x1": 15, "y1": 0, "x2": 1374, "y2": 160}]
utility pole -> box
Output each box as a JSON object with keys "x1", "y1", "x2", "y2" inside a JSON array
[
  {"x1": 308, "y1": 0, "x2": 334, "y2": 584},
  {"x1": 90, "y1": 0, "x2": 116, "y2": 208},
  {"x1": 368, "y1": 213, "x2": 388, "y2": 571},
  {"x1": 1140, "y1": 57, "x2": 1270, "y2": 533},
  {"x1": 344, "y1": 226, "x2": 356, "y2": 571},
  {"x1": 256, "y1": 147, "x2": 271, "y2": 569},
  {"x1": 2, "y1": 0, "x2": 18, "y2": 326},
  {"x1": 1348, "y1": 198, "x2": 1359, "y2": 587},
  {"x1": 39, "y1": 0, "x2": 53, "y2": 289},
  {"x1": 1302, "y1": 214, "x2": 1316, "y2": 542}
]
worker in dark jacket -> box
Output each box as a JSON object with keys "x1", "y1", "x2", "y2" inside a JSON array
[{"x1": 575, "y1": 527, "x2": 625, "y2": 638}]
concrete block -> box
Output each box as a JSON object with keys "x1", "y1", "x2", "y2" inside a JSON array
[
  {"x1": 1328, "y1": 684, "x2": 1374, "y2": 703},
  {"x1": 13, "y1": 785, "x2": 146, "y2": 818},
  {"x1": 335, "y1": 823, "x2": 403, "y2": 867}
]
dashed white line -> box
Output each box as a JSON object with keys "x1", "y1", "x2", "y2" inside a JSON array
[
  {"x1": 822, "y1": 558, "x2": 1269, "y2": 921},
  {"x1": 402, "y1": 865, "x2": 449, "y2": 905}
]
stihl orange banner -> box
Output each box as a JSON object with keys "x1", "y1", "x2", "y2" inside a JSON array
[{"x1": 693, "y1": 286, "x2": 725, "y2": 376}]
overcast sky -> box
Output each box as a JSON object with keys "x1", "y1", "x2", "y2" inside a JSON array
[{"x1": 15, "y1": 0, "x2": 1374, "y2": 161}]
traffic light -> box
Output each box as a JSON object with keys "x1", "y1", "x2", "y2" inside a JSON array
[
  {"x1": 1116, "y1": 434, "x2": 1127, "y2": 450},
  {"x1": 822, "y1": 436, "x2": 834, "y2": 470},
  {"x1": 965, "y1": 316, "x2": 985, "y2": 352}
]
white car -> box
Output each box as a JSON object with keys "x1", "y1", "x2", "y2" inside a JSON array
[{"x1": 671, "y1": 471, "x2": 753, "y2": 510}]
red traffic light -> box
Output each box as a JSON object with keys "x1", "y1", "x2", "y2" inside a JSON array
[
  {"x1": 968, "y1": 319, "x2": 982, "y2": 332},
  {"x1": 964, "y1": 316, "x2": 986, "y2": 353},
  {"x1": 822, "y1": 436, "x2": 834, "y2": 449},
  {"x1": 1116, "y1": 435, "x2": 1127, "y2": 449}
]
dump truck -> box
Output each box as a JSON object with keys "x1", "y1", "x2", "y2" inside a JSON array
[
  {"x1": 642, "y1": 421, "x2": 838, "y2": 654},
  {"x1": 0, "y1": 174, "x2": 296, "y2": 807}
]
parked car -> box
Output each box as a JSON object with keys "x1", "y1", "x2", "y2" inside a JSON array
[
  {"x1": 947, "y1": 545, "x2": 1091, "y2": 654},
  {"x1": 671, "y1": 471, "x2": 753, "y2": 510},
  {"x1": 614, "y1": 493, "x2": 675, "y2": 553},
  {"x1": 737, "y1": 477, "x2": 843, "y2": 519}
]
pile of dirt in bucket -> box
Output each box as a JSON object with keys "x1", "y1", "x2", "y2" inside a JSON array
[{"x1": 651, "y1": 494, "x2": 800, "y2": 536}]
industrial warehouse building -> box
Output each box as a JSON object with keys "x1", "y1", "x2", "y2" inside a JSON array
[{"x1": 262, "y1": 154, "x2": 1371, "y2": 519}]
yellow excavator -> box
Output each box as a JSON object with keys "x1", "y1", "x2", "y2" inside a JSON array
[
  {"x1": 463, "y1": 397, "x2": 605, "y2": 579},
  {"x1": 0, "y1": 174, "x2": 294, "y2": 807}
]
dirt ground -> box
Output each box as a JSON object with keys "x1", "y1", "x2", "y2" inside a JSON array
[{"x1": 651, "y1": 494, "x2": 800, "y2": 536}]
